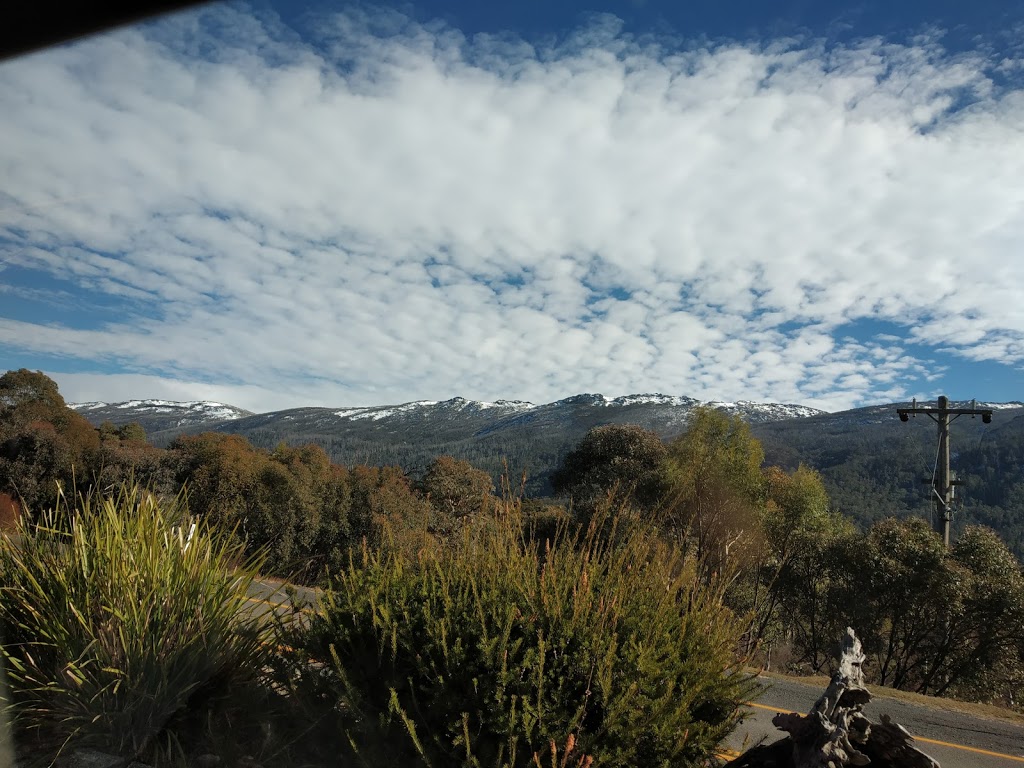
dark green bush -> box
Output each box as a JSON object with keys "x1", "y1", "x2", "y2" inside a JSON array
[{"x1": 294, "y1": 501, "x2": 753, "y2": 768}]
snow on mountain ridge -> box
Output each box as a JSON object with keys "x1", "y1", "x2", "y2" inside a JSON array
[
  {"x1": 435, "y1": 397, "x2": 537, "y2": 412},
  {"x1": 706, "y1": 400, "x2": 825, "y2": 419},
  {"x1": 609, "y1": 394, "x2": 700, "y2": 407},
  {"x1": 82, "y1": 394, "x2": 825, "y2": 422},
  {"x1": 480, "y1": 399, "x2": 535, "y2": 410},
  {"x1": 87, "y1": 399, "x2": 241, "y2": 411},
  {"x1": 320, "y1": 393, "x2": 826, "y2": 423},
  {"x1": 346, "y1": 401, "x2": 439, "y2": 420},
  {"x1": 333, "y1": 398, "x2": 537, "y2": 420},
  {"x1": 73, "y1": 396, "x2": 1024, "y2": 423},
  {"x1": 70, "y1": 400, "x2": 251, "y2": 422},
  {"x1": 958, "y1": 401, "x2": 1023, "y2": 410}
]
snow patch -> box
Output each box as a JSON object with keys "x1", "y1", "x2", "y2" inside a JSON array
[
  {"x1": 485, "y1": 399, "x2": 536, "y2": 411},
  {"x1": 705, "y1": 400, "x2": 825, "y2": 419},
  {"x1": 333, "y1": 399, "x2": 536, "y2": 417},
  {"x1": 334, "y1": 408, "x2": 371, "y2": 418},
  {"x1": 336, "y1": 401, "x2": 439, "y2": 421},
  {"x1": 611, "y1": 394, "x2": 699, "y2": 407},
  {"x1": 71, "y1": 400, "x2": 248, "y2": 421}
]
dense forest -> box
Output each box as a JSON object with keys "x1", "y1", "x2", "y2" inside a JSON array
[
  {"x1": 755, "y1": 409, "x2": 1024, "y2": 558},
  {"x1": 2, "y1": 368, "x2": 1023, "y2": 711},
  {"x1": 130, "y1": 396, "x2": 1024, "y2": 560}
]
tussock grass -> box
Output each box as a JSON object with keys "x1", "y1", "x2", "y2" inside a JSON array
[{"x1": 0, "y1": 485, "x2": 270, "y2": 766}]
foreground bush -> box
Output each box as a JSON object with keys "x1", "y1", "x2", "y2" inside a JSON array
[
  {"x1": 294, "y1": 503, "x2": 753, "y2": 768},
  {"x1": 0, "y1": 485, "x2": 270, "y2": 765}
]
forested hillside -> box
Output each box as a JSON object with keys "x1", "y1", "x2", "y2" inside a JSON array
[
  {"x1": 75, "y1": 395, "x2": 1024, "y2": 558},
  {"x1": 85, "y1": 394, "x2": 823, "y2": 497},
  {"x1": 753, "y1": 405, "x2": 1024, "y2": 558}
]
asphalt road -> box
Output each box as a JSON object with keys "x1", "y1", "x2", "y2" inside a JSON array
[
  {"x1": 244, "y1": 578, "x2": 322, "y2": 628},
  {"x1": 244, "y1": 581, "x2": 1024, "y2": 766},
  {"x1": 726, "y1": 675, "x2": 1024, "y2": 767}
]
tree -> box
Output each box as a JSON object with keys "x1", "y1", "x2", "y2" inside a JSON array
[
  {"x1": 167, "y1": 433, "x2": 261, "y2": 534},
  {"x1": 741, "y1": 465, "x2": 849, "y2": 659},
  {"x1": 662, "y1": 408, "x2": 766, "y2": 567},
  {"x1": 551, "y1": 424, "x2": 668, "y2": 513},
  {"x1": 166, "y1": 435, "x2": 358, "y2": 580},
  {"x1": 0, "y1": 369, "x2": 69, "y2": 431},
  {"x1": 926, "y1": 526, "x2": 1024, "y2": 698},
  {"x1": 0, "y1": 423, "x2": 77, "y2": 515},
  {"x1": 0, "y1": 492, "x2": 20, "y2": 530},
  {"x1": 98, "y1": 421, "x2": 146, "y2": 445},
  {"x1": 761, "y1": 466, "x2": 834, "y2": 555},
  {"x1": 0, "y1": 371, "x2": 100, "y2": 515},
  {"x1": 854, "y1": 518, "x2": 954, "y2": 689},
  {"x1": 779, "y1": 517, "x2": 1024, "y2": 700},
  {"x1": 348, "y1": 464, "x2": 436, "y2": 558},
  {"x1": 255, "y1": 443, "x2": 346, "y2": 580},
  {"x1": 772, "y1": 523, "x2": 860, "y2": 673},
  {"x1": 316, "y1": 466, "x2": 356, "y2": 576},
  {"x1": 418, "y1": 455, "x2": 494, "y2": 529},
  {"x1": 91, "y1": 437, "x2": 169, "y2": 498}
]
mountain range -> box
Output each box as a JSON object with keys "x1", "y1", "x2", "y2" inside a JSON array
[
  {"x1": 70, "y1": 393, "x2": 826, "y2": 493},
  {"x1": 71, "y1": 393, "x2": 824, "y2": 478},
  {"x1": 71, "y1": 393, "x2": 1024, "y2": 557},
  {"x1": 73, "y1": 400, "x2": 254, "y2": 432}
]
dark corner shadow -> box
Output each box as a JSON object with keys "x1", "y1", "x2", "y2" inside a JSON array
[
  {"x1": 0, "y1": 646, "x2": 13, "y2": 768},
  {"x1": 1, "y1": 0, "x2": 215, "y2": 62}
]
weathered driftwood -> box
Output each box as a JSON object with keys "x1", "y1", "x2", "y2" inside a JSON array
[{"x1": 725, "y1": 628, "x2": 939, "y2": 768}]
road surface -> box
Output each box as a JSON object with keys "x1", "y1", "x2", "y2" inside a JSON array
[
  {"x1": 725, "y1": 674, "x2": 1024, "y2": 767},
  {"x1": 246, "y1": 578, "x2": 321, "y2": 617}
]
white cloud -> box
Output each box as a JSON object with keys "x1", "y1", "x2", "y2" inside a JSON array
[{"x1": 1, "y1": 6, "x2": 1022, "y2": 412}]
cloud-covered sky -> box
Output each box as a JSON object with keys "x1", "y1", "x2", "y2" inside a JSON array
[{"x1": 2, "y1": 0, "x2": 1023, "y2": 413}]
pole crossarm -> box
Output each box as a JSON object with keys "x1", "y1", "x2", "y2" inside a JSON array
[
  {"x1": 896, "y1": 396, "x2": 994, "y2": 547},
  {"x1": 896, "y1": 406, "x2": 993, "y2": 420}
]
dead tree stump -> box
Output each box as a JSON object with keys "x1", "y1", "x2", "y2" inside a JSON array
[{"x1": 725, "y1": 628, "x2": 939, "y2": 768}]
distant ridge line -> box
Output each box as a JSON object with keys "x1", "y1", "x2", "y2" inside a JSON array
[{"x1": 72, "y1": 392, "x2": 831, "y2": 418}]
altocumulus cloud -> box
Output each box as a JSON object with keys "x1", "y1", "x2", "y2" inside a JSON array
[{"x1": 1, "y1": 5, "x2": 1022, "y2": 413}]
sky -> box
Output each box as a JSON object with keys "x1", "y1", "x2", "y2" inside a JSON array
[{"x1": 2, "y1": 0, "x2": 1024, "y2": 414}]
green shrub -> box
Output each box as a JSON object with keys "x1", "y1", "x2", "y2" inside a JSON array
[
  {"x1": 0, "y1": 485, "x2": 270, "y2": 765},
  {"x1": 294, "y1": 501, "x2": 753, "y2": 768}
]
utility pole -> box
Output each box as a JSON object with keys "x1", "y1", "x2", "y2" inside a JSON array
[{"x1": 896, "y1": 396, "x2": 992, "y2": 547}]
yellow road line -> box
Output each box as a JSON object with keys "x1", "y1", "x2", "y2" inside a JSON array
[
  {"x1": 245, "y1": 596, "x2": 280, "y2": 607},
  {"x1": 912, "y1": 737, "x2": 1024, "y2": 764},
  {"x1": 745, "y1": 702, "x2": 1024, "y2": 763},
  {"x1": 746, "y1": 702, "x2": 792, "y2": 714},
  {"x1": 244, "y1": 595, "x2": 315, "y2": 613}
]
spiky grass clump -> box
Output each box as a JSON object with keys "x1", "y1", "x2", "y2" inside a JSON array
[
  {"x1": 0, "y1": 485, "x2": 270, "y2": 765},
  {"x1": 294, "y1": 500, "x2": 754, "y2": 768}
]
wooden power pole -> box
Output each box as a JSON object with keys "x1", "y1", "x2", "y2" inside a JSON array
[{"x1": 896, "y1": 396, "x2": 993, "y2": 546}]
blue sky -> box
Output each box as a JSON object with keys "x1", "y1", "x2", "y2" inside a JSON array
[{"x1": 1, "y1": 0, "x2": 1023, "y2": 413}]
